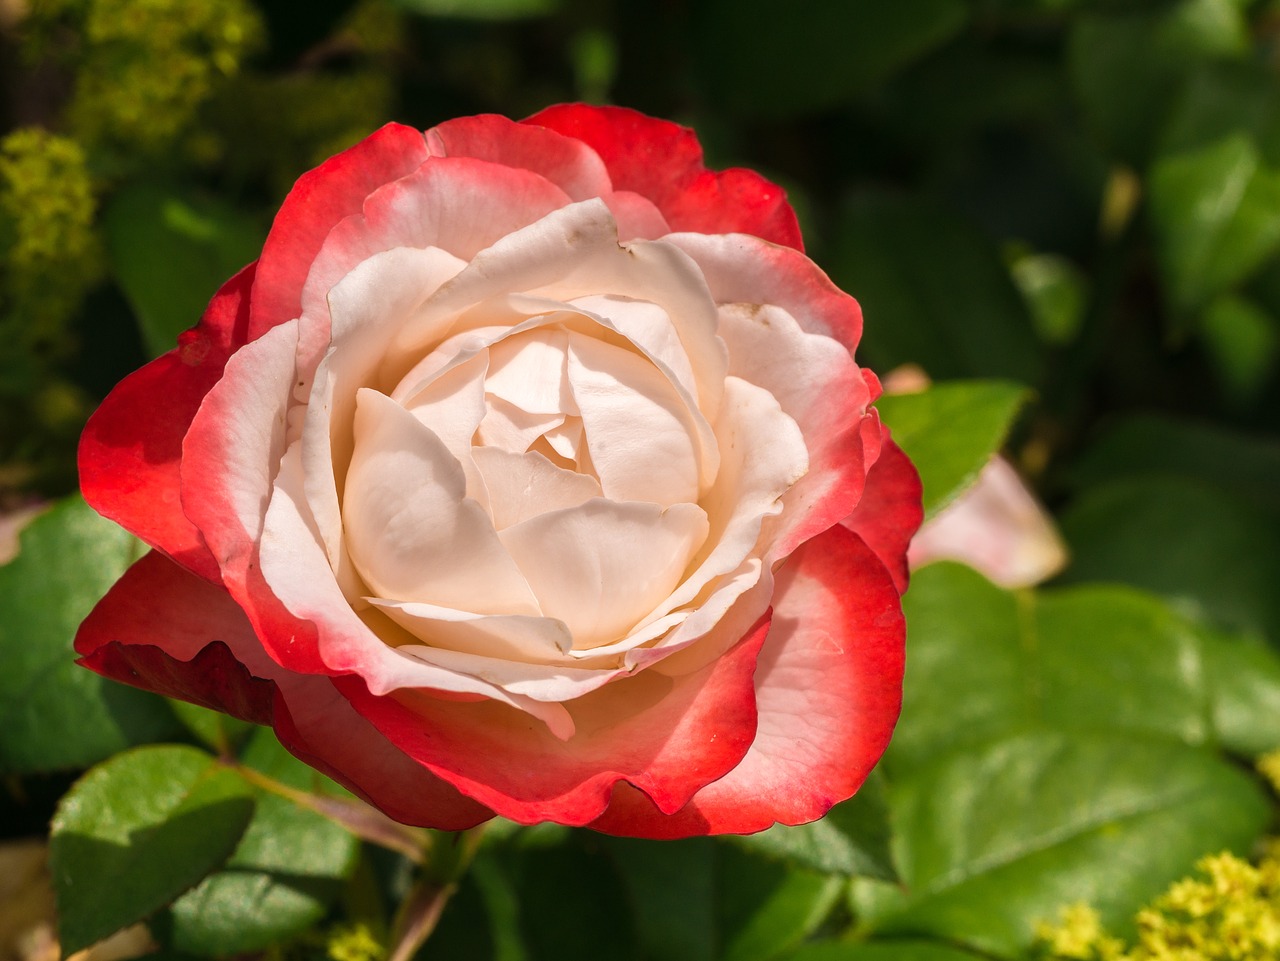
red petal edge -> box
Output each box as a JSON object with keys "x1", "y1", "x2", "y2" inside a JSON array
[
  {"x1": 842, "y1": 433, "x2": 924, "y2": 595},
  {"x1": 524, "y1": 104, "x2": 803, "y2": 251},
  {"x1": 249, "y1": 122, "x2": 432, "y2": 338},
  {"x1": 588, "y1": 524, "x2": 907, "y2": 837},
  {"x1": 78, "y1": 264, "x2": 257, "y2": 583}
]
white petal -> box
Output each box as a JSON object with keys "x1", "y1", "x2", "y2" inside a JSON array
[
  {"x1": 499, "y1": 498, "x2": 709, "y2": 650},
  {"x1": 478, "y1": 397, "x2": 565, "y2": 455},
  {"x1": 365, "y1": 597, "x2": 573, "y2": 659},
  {"x1": 396, "y1": 644, "x2": 624, "y2": 703},
  {"x1": 400, "y1": 352, "x2": 490, "y2": 507},
  {"x1": 634, "y1": 376, "x2": 807, "y2": 633},
  {"x1": 259, "y1": 439, "x2": 574, "y2": 736},
  {"x1": 484, "y1": 326, "x2": 576, "y2": 415},
  {"x1": 566, "y1": 333, "x2": 702, "y2": 507},
  {"x1": 471, "y1": 447, "x2": 602, "y2": 530},
  {"x1": 300, "y1": 246, "x2": 466, "y2": 571},
  {"x1": 343, "y1": 388, "x2": 540, "y2": 615}
]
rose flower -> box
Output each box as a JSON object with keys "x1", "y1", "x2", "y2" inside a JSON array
[{"x1": 76, "y1": 105, "x2": 922, "y2": 836}]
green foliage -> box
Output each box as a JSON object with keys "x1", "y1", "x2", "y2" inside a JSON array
[
  {"x1": 49, "y1": 745, "x2": 257, "y2": 954},
  {"x1": 0, "y1": 496, "x2": 180, "y2": 775},
  {"x1": 7, "y1": 0, "x2": 1280, "y2": 958},
  {"x1": 876, "y1": 380, "x2": 1030, "y2": 518},
  {"x1": 103, "y1": 183, "x2": 266, "y2": 357}
]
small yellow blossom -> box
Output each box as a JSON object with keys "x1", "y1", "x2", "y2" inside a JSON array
[
  {"x1": 325, "y1": 923, "x2": 385, "y2": 961},
  {"x1": 1038, "y1": 845, "x2": 1280, "y2": 961}
]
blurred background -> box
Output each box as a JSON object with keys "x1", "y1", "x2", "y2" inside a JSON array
[{"x1": 4, "y1": 1, "x2": 1280, "y2": 959}]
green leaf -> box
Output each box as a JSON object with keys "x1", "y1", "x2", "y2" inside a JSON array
[
  {"x1": 1009, "y1": 252, "x2": 1089, "y2": 346},
  {"x1": 1148, "y1": 134, "x2": 1280, "y2": 317},
  {"x1": 1064, "y1": 412, "x2": 1280, "y2": 514},
  {"x1": 50, "y1": 745, "x2": 256, "y2": 955},
  {"x1": 165, "y1": 700, "x2": 256, "y2": 755},
  {"x1": 729, "y1": 769, "x2": 895, "y2": 881},
  {"x1": 875, "y1": 380, "x2": 1029, "y2": 519},
  {"x1": 718, "y1": 846, "x2": 844, "y2": 961},
  {"x1": 1200, "y1": 626, "x2": 1280, "y2": 757},
  {"x1": 604, "y1": 837, "x2": 716, "y2": 961},
  {"x1": 103, "y1": 183, "x2": 266, "y2": 358},
  {"x1": 890, "y1": 563, "x2": 1280, "y2": 775},
  {"x1": 694, "y1": 0, "x2": 967, "y2": 118},
  {"x1": 0, "y1": 495, "x2": 180, "y2": 775},
  {"x1": 865, "y1": 731, "x2": 1270, "y2": 956},
  {"x1": 388, "y1": 0, "x2": 559, "y2": 18},
  {"x1": 1059, "y1": 475, "x2": 1280, "y2": 642},
  {"x1": 154, "y1": 729, "x2": 360, "y2": 955},
  {"x1": 829, "y1": 194, "x2": 1043, "y2": 382},
  {"x1": 1198, "y1": 294, "x2": 1280, "y2": 407},
  {"x1": 1068, "y1": 0, "x2": 1249, "y2": 165},
  {"x1": 783, "y1": 941, "x2": 987, "y2": 961}
]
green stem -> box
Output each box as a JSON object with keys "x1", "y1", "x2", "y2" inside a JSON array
[{"x1": 227, "y1": 762, "x2": 429, "y2": 863}]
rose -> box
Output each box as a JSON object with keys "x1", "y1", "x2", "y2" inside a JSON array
[{"x1": 76, "y1": 104, "x2": 922, "y2": 836}]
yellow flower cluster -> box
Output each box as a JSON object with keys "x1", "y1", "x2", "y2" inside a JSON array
[
  {"x1": 324, "y1": 923, "x2": 386, "y2": 961},
  {"x1": 32, "y1": 0, "x2": 263, "y2": 152},
  {"x1": 1037, "y1": 846, "x2": 1280, "y2": 960},
  {"x1": 0, "y1": 127, "x2": 101, "y2": 353}
]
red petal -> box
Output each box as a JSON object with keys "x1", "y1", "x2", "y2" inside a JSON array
[
  {"x1": 78, "y1": 265, "x2": 257, "y2": 582},
  {"x1": 589, "y1": 525, "x2": 906, "y2": 837},
  {"x1": 333, "y1": 612, "x2": 771, "y2": 826},
  {"x1": 271, "y1": 677, "x2": 493, "y2": 831},
  {"x1": 842, "y1": 434, "x2": 924, "y2": 594},
  {"x1": 428, "y1": 113, "x2": 613, "y2": 201},
  {"x1": 524, "y1": 104, "x2": 803, "y2": 250},
  {"x1": 248, "y1": 122, "x2": 431, "y2": 338},
  {"x1": 75, "y1": 550, "x2": 277, "y2": 723}
]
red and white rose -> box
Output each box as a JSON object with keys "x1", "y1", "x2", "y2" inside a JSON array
[{"x1": 76, "y1": 105, "x2": 921, "y2": 836}]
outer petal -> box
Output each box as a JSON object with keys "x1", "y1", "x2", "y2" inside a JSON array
[
  {"x1": 75, "y1": 550, "x2": 490, "y2": 830},
  {"x1": 842, "y1": 434, "x2": 924, "y2": 594},
  {"x1": 74, "y1": 549, "x2": 280, "y2": 723},
  {"x1": 249, "y1": 122, "x2": 431, "y2": 337},
  {"x1": 524, "y1": 104, "x2": 803, "y2": 251},
  {"x1": 588, "y1": 524, "x2": 905, "y2": 837},
  {"x1": 78, "y1": 264, "x2": 257, "y2": 583},
  {"x1": 334, "y1": 611, "x2": 772, "y2": 826}
]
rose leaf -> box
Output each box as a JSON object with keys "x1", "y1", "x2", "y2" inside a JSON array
[
  {"x1": 783, "y1": 941, "x2": 989, "y2": 961},
  {"x1": 150, "y1": 729, "x2": 361, "y2": 955},
  {"x1": 0, "y1": 495, "x2": 181, "y2": 776},
  {"x1": 874, "y1": 380, "x2": 1030, "y2": 519},
  {"x1": 103, "y1": 183, "x2": 266, "y2": 359},
  {"x1": 829, "y1": 194, "x2": 1044, "y2": 383},
  {"x1": 890, "y1": 562, "x2": 1280, "y2": 776},
  {"x1": 49, "y1": 744, "x2": 256, "y2": 955},
  {"x1": 1059, "y1": 474, "x2": 1280, "y2": 643},
  {"x1": 861, "y1": 730, "x2": 1270, "y2": 957},
  {"x1": 1149, "y1": 133, "x2": 1280, "y2": 319}
]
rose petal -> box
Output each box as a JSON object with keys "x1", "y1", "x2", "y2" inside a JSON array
[
  {"x1": 343, "y1": 388, "x2": 539, "y2": 615},
  {"x1": 181, "y1": 318, "x2": 300, "y2": 576},
  {"x1": 471, "y1": 447, "x2": 601, "y2": 530},
  {"x1": 250, "y1": 123, "x2": 431, "y2": 337},
  {"x1": 75, "y1": 549, "x2": 278, "y2": 722},
  {"x1": 524, "y1": 105, "x2": 803, "y2": 250},
  {"x1": 566, "y1": 332, "x2": 703, "y2": 507},
  {"x1": 499, "y1": 498, "x2": 709, "y2": 650},
  {"x1": 335, "y1": 609, "x2": 770, "y2": 825},
  {"x1": 427, "y1": 114, "x2": 614, "y2": 202},
  {"x1": 299, "y1": 157, "x2": 573, "y2": 332},
  {"x1": 843, "y1": 434, "x2": 924, "y2": 594},
  {"x1": 588, "y1": 524, "x2": 905, "y2": 836},
  {"x1": 79, "y1": 265, "x2": 256, "y2": 583}
]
